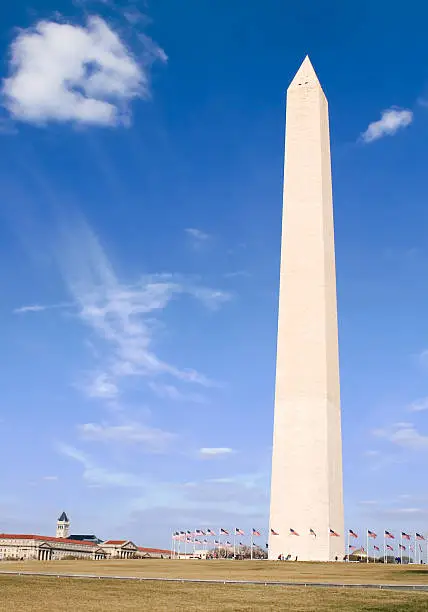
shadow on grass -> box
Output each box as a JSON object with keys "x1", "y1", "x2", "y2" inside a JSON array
[{"x1": 403, "y1": 569, "x2": 428, "y2": 575}]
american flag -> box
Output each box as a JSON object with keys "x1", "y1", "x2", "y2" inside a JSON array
[
  {"x1": 368, "y1": 530, "x2": 377, "y2": 539},
  {"x1": 220, "y1": 528, "x2": 229, "y2": 535},
  {"x1": 349, "y1": 545, "x2": 356, "y2": 551},
  {"x1": 214, "y1": 540, "x2": 220, "y2": 544},
  {"x1": 235, "y1": 528, "x2": 245, "y2": 536},
  {"x1": 384, "y1": 531, "x2": 395, "y2": 539},
  {"x1": 226, "y1": 541, "x2": 231, "y2": 546},
  {"x1": 349, "y1": 529, "x2": 358, "y2": 538},
  {"x1": 290, "y1": 528, "x2": 299, "y2": 536},
  {"x1": 374, "y1": 545, "x2": 380, "y2": 551},
  {"x1": 310, "y1": 529, "x2": 316, "y2": 537},
  {"x1": 252, "y1": 529, "x2": 261, "y2": 537},
  {"x1": 416, "y1": 533, "x2": 425, "y2": 541},
  {"x1": 386, "y1": 544, "x2": 393, "y2": 551},
  {"x1": 270, "y1": 528, "x2": 279, "y2": 535},
  {"x1": 399, "y1": 544, "x2": 406, "y2": 550},
  {"x1": 401, "y1": 532, "x2": 411, "y2": 541},
  {"x1": 207, "y1": 529, "x2": 216, "y2": 536},
  {"x1": 196, "y1": 530, "x2": 205, "y2": 536},
  {"x1": 330, "y1": 529, "x2": 340, "y2": 537}
]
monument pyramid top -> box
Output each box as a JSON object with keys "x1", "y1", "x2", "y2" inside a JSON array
[{"x1": 288, "y1": 55, "x2": 322, "y2": 91}]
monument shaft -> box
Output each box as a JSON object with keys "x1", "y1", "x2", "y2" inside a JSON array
[{"x1": 269, "y1": 57, "x2": 344, "y2": 562}]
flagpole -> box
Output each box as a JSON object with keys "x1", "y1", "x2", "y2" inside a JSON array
[
  {"x1": 347, "y1": 530, "x2": 349, "y2": 562},
  {"x1": 218, "y1": 527, "x2": 221, "y2": 558},
  {"x1": 366, "y1": 529, "x2": 369, "y2": 564},
  {"x1": 251, "y1": 531, "x2": 253, "y2": 561},
  {"x1": 233, "y1": 529, "x2": 236, "y2": 559},
  {"x1": 383, "y1": 531, "x2": 386, "y2": 564}
]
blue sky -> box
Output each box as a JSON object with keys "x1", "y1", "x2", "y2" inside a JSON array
[{"x1": 1, "y1": 0, "x2": 428, "y2": 549}]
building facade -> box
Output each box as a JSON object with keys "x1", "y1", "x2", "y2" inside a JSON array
[
  {"x1": 101, "y1": 540, "x2": 138, "y2": 558},
  {"x1": 0, "y1": 513, "x2": 169, "y2": 561},
  {"x1": 0, "y1": 534, "x2": 106, "y2": 560}
]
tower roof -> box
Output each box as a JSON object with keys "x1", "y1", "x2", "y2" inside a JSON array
[
  {"x1": 58, "y1": 511, "x2": 69, "y2": 522},
  {"x1": 288, "y1": 56, "x2": 321, "y2": 91}
]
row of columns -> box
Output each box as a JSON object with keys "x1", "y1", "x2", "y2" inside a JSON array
[
  {"x1": 38, "y1": 549, "x2": 52, "y2": 561},
  {"x1": 118, "y1": 550, "x2": 134, "y2": 558}
]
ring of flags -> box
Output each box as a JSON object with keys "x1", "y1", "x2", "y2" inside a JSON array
[{"x1": 172, "y1": 527, "x2": 427, "y2": 563}]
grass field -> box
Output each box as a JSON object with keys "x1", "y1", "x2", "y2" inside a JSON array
[
  {"x1": 1, "y1": 558, "x2": 428, "y2": 584},
  {"x1": 1, "y1": 574, "x2": 428, "y2": 611}
]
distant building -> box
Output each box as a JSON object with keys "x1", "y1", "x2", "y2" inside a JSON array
[
  {"x1": 137, "y1": 546, "x2": 172, "y2": 559},
  {"x1": 0, "y1": 512, "x2": 170, "y2": 561},
  {"x1": 101, "y1": 540, "x2": 138, "y2": 559},
  {"x1": 56, "y1": 512, "x2": 70, "y2": 539},
  {"x1": 0, "y1": 534, "x2": 106, "y2": 561},
  {"x1": 68, "y1": 535, "x2": 103, "y2": 545}
]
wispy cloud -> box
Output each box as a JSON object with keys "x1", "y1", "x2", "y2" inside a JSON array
[
  {"x1": 408, "y1": 397, "x2": 428, "y2": 412},
  {"x1": 223, "y1": 270, "x2": 250, "y2": 279},
  {"x1": 57, "y1": 442, "x2": 147, "y2": 487},
  {"x1": 79, "y1": 421, "x2": 175, "y2": 452},
  {"x1": 361, "y1": 108, "x2": 413, "y2": 143},
  {"x1": 185, "y1": 228, "x2": 210, "y2": 241},
  {"x1": 199, "y1": 447, "x2": 234, "y2": 457},
  {"x1": 42, "y1": 475, "x2": 58, "y2": 481},
  {"x1": 13, "y1": 302, "x2": 71, "y2": 314},
  {"x1": 82, "y1": 372, "x2": 119, "y2": 399},
  {"x1": 2, "y1": 16, "x2": 166, "y2": 126},
  {"x1": 185, "y1": 227, "x2": 211, "y2": 250},
  {"x1": 52, "y1": 216, "x2": 230, "y2": 398},
  {"x1": 373, "y1": 422, "x2": 428, "y2": 450},
  {"x1": 148, "y1": 382, "x2": 206, "y2": 404}
]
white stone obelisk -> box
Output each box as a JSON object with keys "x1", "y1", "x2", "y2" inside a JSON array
[{"x1": 268, "y1": 57, "x2": 344, "y2": 562}]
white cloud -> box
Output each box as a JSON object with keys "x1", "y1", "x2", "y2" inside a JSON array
[
  {"x1": 364, "y1": 450, "x2": 381, "y2": 457},
  {"x1": 57, "y1": 442, "x2": 146, "y2": 487},
  {"x1": 361, "y1": 108, "x2": 413, "y2": 143},
  {"x1": 79, "y1": 421, "x2": 175, "y2": 452},
  {"x1": 374, "y1": 422, "x2": 428, "y2": 451},
  {"x1": 185, "y1": 228, "x2": 211, "y2": 250},
  {"x1": 199, "y1": 447, "x2": 234, "y2": 457},
  {"x1": 185, "y1": 228, "x2": 210, "y2": 242},
  {"x1": 42, "y1": 475, "x2": 58, "y2": 481},
  {"x1": 2, "y1": 16, "x2": 165, "y2": 126},
  {"x1": 148, "y1": 382, "x2": 206, "y2": 403},
  {"x1": 83, "y1": 372, "x2": 119, "y2": 399},
  {"x1": 13, "y1": 302, "x2": 70, "y2": 313},
  {"x1": 55, "y1": 216, "x2": 229, "y2": 396},
  {"x1": 408, "y1": 397, "x2": 428, "y2": 412}
]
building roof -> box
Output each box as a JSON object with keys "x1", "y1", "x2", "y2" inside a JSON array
[
  {"x1": 69, "y1": 535, "x2": 102, "y2": 543},
  {"x1": 103, "y1": 540, "x2": 127, "y2": 545},
  {"x1": 58, "y1": 512, "x2": 69, "y2": 522},
  {"x1": 137, "y1": 547, "x2": 171, "y2": 554},
  {"x1": 0, "y1": 534, "x2": 97, "y2": 547}
]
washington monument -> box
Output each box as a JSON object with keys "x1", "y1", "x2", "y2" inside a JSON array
[{"x1": 268, "y1": 57, "x2": 344, "y2": 561}]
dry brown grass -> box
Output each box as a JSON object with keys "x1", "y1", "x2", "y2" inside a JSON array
[
  {"x1": 0, "y1": 575, "x2": 428, "y2": 612},
  {"x1": 1, "y1": 558, "x2": 428, "y2": 585}
]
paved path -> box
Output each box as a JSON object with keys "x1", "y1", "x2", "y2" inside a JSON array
[{"x1": 1, "y1": 570, "x2": 428, "y2": 592}]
